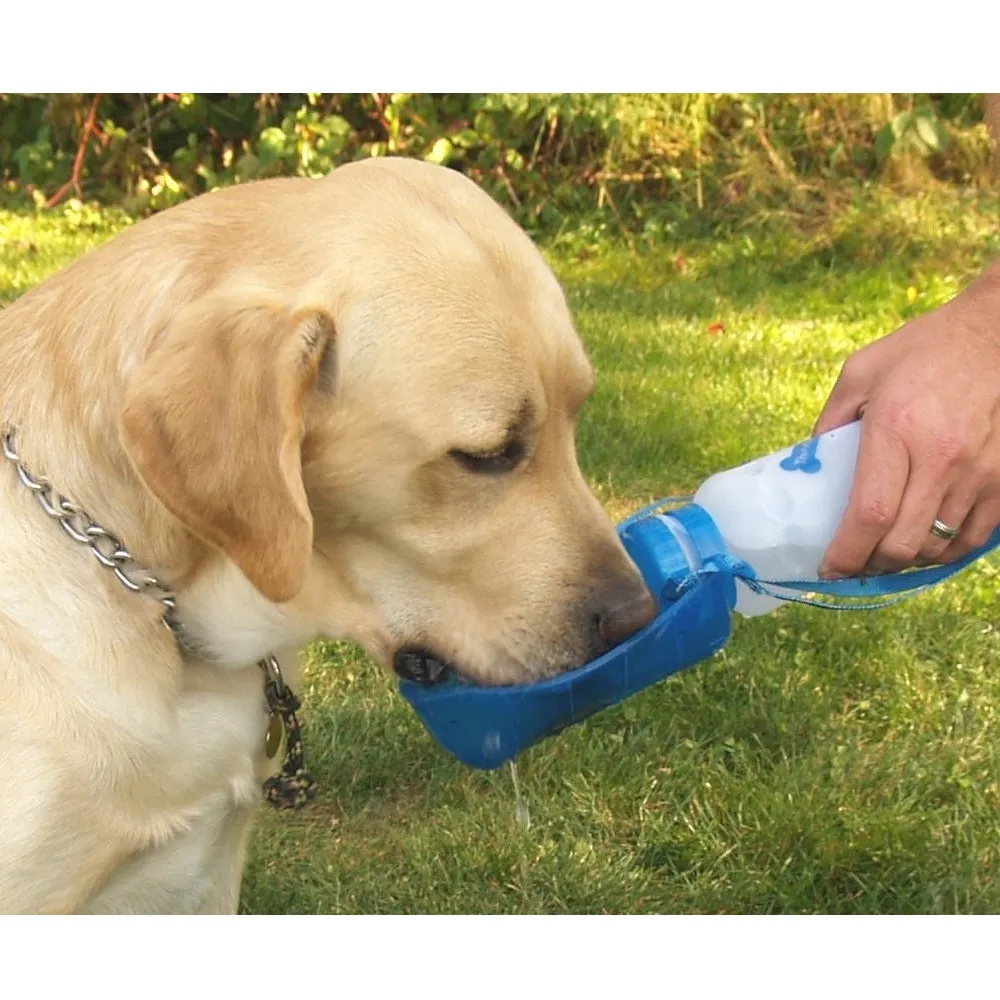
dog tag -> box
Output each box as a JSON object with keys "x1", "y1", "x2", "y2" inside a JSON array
[{"x1": 265, "y1": 711, "x2": 284, "y2": 759}]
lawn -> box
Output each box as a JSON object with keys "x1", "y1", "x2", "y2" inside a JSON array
[{"x1": 2, "y1": 183, "x2": 1000, "y2": 914}]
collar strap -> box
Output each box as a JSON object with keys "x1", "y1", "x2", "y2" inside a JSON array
[{"x1": 2, "y1": 429, "x2": 317, "y2": 810}]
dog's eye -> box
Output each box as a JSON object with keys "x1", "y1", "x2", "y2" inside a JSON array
[{"x1": 450, "y1": 440, "x2": 525, "y2": 475}]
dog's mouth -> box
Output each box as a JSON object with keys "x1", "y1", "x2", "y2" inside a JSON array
[
  {"x1": 392, "y1": 646, "x2": 456, "y2": 686},
  {"x1": 391, "y1": 644, "x2": 574, "y2": 688}
]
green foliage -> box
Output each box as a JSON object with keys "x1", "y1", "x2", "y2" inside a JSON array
[
  {"x1": 0, "y1": 93, "x2": 623, "y2": 226},
  {"x1": 875, "y1": 98, "x2": 951, "y2": 162},
  {"x1": 0, "y1": 94, "x2": 994, "y2": 234}
]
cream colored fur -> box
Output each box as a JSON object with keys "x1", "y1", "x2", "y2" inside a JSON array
[{"x1": 0, "y1": 157, "x2": 653, "y2": 913}]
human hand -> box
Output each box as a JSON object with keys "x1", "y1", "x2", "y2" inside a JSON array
[{"x1": 814, "y1": 262, "x2": 1000, "y2": 579}]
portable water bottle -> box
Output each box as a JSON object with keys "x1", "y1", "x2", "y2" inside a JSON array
[
  {"x1": 402, "y1": 416, "x2": 1000, "y2": 770},
  {"x1": 692, "y1": 419, "x2": 862, "y2": 615},
  {"x1": 619, "y1": 421, "x2": 863, "y2": 617}
]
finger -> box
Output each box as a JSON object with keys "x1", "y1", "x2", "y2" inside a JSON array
[
  {"x1": 915, "y1": 483, "x2": 978, "y2": 565},
  {"x1": 812, "y1": 361, "x2": 867, "y2": 438},
  {"x1": 813, "y1": 389, "x2": 865, "y2": 438},
  {"x1": 866, "y1": 462, "x2": 952, "y2": 574},
  {"x1": 921, "y1": 425, "x2": 1000, "y2": 563},
  {"x1": 818, "y1": 418, "x2": 909, "y2": 578},
  {"x1": 937, "y1": 495, "x2": 1000, "y2": 563}
]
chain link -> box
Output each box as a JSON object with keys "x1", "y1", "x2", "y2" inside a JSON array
[
  {"x1": 2, "y1": 426, "x2": 319, "y2": 808},
  {"x1": 2, "y1": 430, "x2": 177, "y2": 628}
]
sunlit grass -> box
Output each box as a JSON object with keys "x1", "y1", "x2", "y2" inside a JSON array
[{"x1": 3, "y1": 184, "x2": 999, "y2": 913}]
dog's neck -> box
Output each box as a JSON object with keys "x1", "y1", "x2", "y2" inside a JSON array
[
  {"x1": 0, "y1": 257, "x2": 284, "y2": 663},
  {"x1": 0, "y1": 251, "x2": 207, "y2": 588},
  {"x1": 170, "y1": 557, "x2": 326, "y2": 667},
  {"x1": 1, "y1": 427, "x2": 355, "y2": 689},
  {"x1": 0, "y1": 226, "x2": 357, "y2": 675}
]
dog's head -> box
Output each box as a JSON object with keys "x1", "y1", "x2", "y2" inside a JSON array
[{"x1": 120, "y1": 158, "x2": 655, "y2": 685}]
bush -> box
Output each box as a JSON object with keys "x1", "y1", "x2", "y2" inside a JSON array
[{"x1": 0, "y1": 94, "x2": 994, "y2": 233}]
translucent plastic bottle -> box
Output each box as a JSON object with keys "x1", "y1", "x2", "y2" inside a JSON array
[
  {"x1": 622, "y1": 421, "x2": 863, "y2": 617},
  {"x1": 692, "y1": 420, "x2": 861, "y2": 614}
]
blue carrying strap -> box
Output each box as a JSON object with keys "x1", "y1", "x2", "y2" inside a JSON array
[{"x1": 733, "y1": 524, "x2": 1000, "y2": 611}]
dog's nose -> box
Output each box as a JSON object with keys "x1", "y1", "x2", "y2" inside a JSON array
[{"x1": 596, "y1": 584, "x2": 658, "y2": 647}]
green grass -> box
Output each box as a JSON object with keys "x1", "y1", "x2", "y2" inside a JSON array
[{"x1": 3, "y1": 184, "x2": 1000, "y2": 914}]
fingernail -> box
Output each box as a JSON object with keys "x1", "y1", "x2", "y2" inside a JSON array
[{"x1": 818, "y1": 564, "x2": 846, "y2": 580}]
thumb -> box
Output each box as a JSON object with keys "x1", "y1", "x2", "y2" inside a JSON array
[{"x1": 812, "y1": 367, "x2": 867, "y2": 437}]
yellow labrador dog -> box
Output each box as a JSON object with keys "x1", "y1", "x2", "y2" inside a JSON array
[{"x1": 0, "y1": 157, "x2": 656, "y2": 913}]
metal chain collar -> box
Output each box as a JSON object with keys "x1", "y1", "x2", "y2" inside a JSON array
[
  {"x1": 1, "y1": 427, "x2": 317, "y2": 810},
  {"x1": 2, "y1": 431, "x2": 178, "y2": 627}
]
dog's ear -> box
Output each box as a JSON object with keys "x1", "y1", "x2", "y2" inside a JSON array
[{"x1": 120, "y1": 284, "x2": 335, "y2": 603}]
